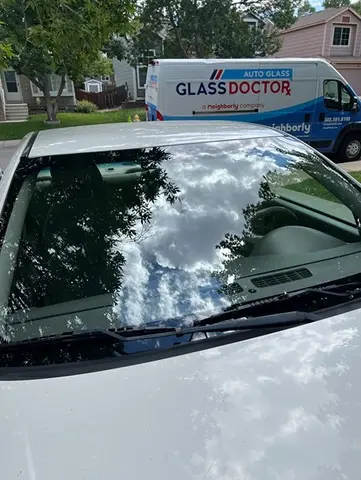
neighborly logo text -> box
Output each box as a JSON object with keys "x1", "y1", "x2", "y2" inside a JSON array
[{"x1": 272, "y1": 122, "x2": 311, "y2": 135}]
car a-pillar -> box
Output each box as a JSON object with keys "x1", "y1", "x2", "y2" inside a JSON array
[{"x1": 334, "y1": 123, "x2": 361, "y2": 162}]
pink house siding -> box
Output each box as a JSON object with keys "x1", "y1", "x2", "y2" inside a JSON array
[
  {"x1": 273, "y1": 7, "x2": 361, "y2": 93},
  {"x1": 324, "y1": 12, "x2": 361, "y2": 57},
  {"x1": 276, "y1": 24, "x2": 325, "y2": 57},
  {"x1": 355, "y1": 24, "x2": 361, "y2": 56},
  {"x1": 325, "y1": 11, "x2": 360, "y2": 56}
]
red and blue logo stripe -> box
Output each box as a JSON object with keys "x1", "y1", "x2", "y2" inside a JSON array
[{"x1": 210, "y1": 69, "x2": 224, "y2": 80}]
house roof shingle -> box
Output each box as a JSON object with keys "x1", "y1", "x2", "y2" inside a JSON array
[{"x1": 283, "y1": 7, "x2": 355, "y2": 32}]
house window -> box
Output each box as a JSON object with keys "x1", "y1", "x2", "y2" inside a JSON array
[
  {"x1": 4, "y1": 71, "x2": 18, "y2": 93},
  {"x1": 137, "y1": 49, "x2": 156, "y2": 89},
  {"x1": 333, "y1": 26, "x2": 350, "y2": 46},
  {"x1": 137, "y1": 66, "x2": 148, "y2": 89},
  {"x1": 30, "y1": 75, "x2": 74, "y2": 96}
]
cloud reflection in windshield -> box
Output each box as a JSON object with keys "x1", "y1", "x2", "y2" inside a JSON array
[{"x1": 113, "y1": 139, "x2": 276, "y2": 326}]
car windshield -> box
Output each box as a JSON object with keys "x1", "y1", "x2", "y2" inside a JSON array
[{"x1": 2, "y1": 134, "x2": 361, "y2": 343}]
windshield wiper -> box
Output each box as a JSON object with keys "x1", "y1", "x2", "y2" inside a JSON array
[
  {"x1": 0, "y1": 311, "x2": 317, "y2": 350},
  {"x1": 0, "y1": 328, "x2": 127, "y2": 353},
  {"x1": 0, "y1": 325, "x2": 181, "y2": 350},
  {"x1": 294, "y1": 280, "x2": 361, "y2": 297},
  {"x1": 4, "y1": 279, "x2": 360, "y2": 351},
  {"x1": 191, "y1": 278, "x2": 361, "y2": 328},
  {"x1": 0, "y1": 311, "x2": 319, "y2": 369},
  {"x1": 6, "y1": 278, "x2": 361, "y2": 350}
]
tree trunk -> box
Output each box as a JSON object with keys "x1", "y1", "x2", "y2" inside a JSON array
[
  {"x1": 43, "y1": 73, "x2": 66, "y2": 124},
  {"x1": 45, "y1": 98, "x2": 59, "y2": 123}
]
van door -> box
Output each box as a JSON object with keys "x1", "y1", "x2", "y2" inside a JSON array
[
  {"x1": 310, "y1": 78, "x2": 356, "y2": 153},
  {"x1": 257, "y1": 63, "x2": 317, "y2": 143}
]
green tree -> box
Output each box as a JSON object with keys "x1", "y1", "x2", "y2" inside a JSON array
[
  {"x1": 297, "y1": 0, "x2": 316, "y2": 17},
  {"x1": 125, "y1": 0, "x2": 281, "y2": 60},
  {"x1": 0, "y1": 22, "x2": 12, "y2": 68},
  {"x1": 0, "y1": 42, "x2": 12, "y2": 68},
  {"x1": 213, "y1": 13, "x2": 281, "y2": 58},
  {"x1": 0, "y1": 0, "x2": 135, "y2": 122},
  {"x1": 322, "y1": 0, "x2": 350, "y2": 8},
  {"x1": 103, "y1": 38, "x2": 128, "y2": 63},
  {"x1": 352, "y1": 0, "x2": 361, "y2": 14},
  {"x1": 268, "y1": 0, "x2": 299, "y2": 29},
  {"x1": 81, "y1": 54, "x2": 114, "y2": 82}
]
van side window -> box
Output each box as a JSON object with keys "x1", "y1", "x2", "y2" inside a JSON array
[{"x1": 323, "y1": 80, "x2": 353, "y2": 111}]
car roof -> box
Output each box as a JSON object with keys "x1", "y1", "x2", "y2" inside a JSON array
[{"x1": 28, "y1": 121, "x2": 284, "y2": 158}]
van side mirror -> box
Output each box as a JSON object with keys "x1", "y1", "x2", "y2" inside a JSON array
[{"x1": 352, "y1": 96, "x2": 359, "y2": 112}]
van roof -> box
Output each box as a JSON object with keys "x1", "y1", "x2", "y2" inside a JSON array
[
  {"x1": 29, "y1": 121, "x2": 283, "y2": 158},
  {"x1": 151, "y1": 58, "x2": 330, "y2": 65}
]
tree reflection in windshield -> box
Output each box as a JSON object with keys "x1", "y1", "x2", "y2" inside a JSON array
[{"x1": 9, "y1": 147, "x2": 180, "y2": 319}]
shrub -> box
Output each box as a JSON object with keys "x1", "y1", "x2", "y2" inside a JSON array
[{"x1": 76, "y1": 100, "x2": 98, "y2": 113}]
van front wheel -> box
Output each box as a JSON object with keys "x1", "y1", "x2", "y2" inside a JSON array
[{"x1": 339, "y1": 134, "x2": 361, "y2": 162}]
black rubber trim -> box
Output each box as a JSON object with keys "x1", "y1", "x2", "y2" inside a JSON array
[
  {"x1": 332, "y1": 122, "x2": 361, "y2": 152},
  {"x1": 20, "y1": 132, "x2": 38, "y2": 159}
]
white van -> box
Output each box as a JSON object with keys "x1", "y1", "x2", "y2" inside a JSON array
[{"x1": 145, "y1": 58, "x2": 361, "y2": 161}]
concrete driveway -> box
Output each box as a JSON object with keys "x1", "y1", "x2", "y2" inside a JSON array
[{"x1": 337, "y1": 161, "x2": 361, "y2": 172}]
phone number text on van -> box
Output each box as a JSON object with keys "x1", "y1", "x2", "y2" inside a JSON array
[{"x1": 175, "y1": 80, "x2": 292, "y2": 96}]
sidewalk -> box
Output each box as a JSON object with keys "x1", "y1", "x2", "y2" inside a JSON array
[{"x1": 338, "y1": 161, "x2": 361, "y2": 172}]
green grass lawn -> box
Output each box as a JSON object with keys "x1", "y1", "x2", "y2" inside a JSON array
[
  {"x1": 0, "y1": 108, "x2": 146, "y2": 141},
  {"x1": 351, "y1": 172, "x2": 361, "y2": 183}
]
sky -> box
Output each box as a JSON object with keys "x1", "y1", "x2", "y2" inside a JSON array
[
  {"x1": 311, "y1": 0, "x2": 322, "y2": 10},
  {"x1": 311, "y1": 0, "x2": 324, "y2": 11},
  {"x1": 310, "y1": 0, "x2": 357, "y2": 11}
]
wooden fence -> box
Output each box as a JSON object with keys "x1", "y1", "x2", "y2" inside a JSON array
[{"x1": 76, "y1": 86, "x2": 127, "y2": 109}]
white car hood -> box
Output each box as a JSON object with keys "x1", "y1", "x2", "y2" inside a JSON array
[{"x1": 1, "y1": 308, "x2": 361, "y2": 480}]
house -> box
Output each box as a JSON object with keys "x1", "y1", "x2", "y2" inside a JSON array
[
  {"x1": 113, "y1": 12, "x2": 269, "y2": 101},
  {"x1": 0, "y1": 70, "x2": 76, "y2": 121},
  {"x1": 113, "y1": 38, "x2": 163, "y2": 102},
  {"x1": 274, "y1": 7, "x2": 361, "y2": 94}
]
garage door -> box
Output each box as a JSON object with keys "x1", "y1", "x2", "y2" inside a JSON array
[{"x1": 337, "y1": 68, "x2": 361, "y2": 95}]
